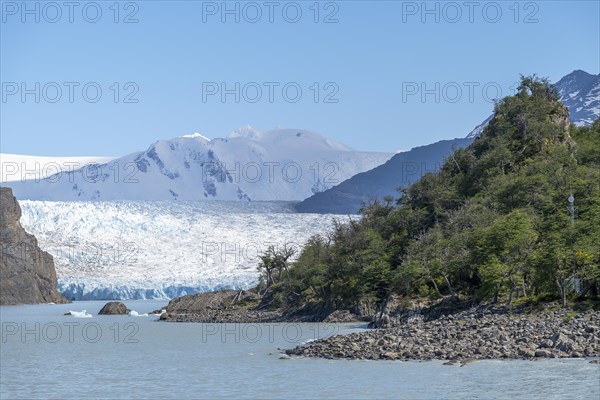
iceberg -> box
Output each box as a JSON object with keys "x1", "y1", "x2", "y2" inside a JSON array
[{"x1": 128, "y1": 310, "x2": 148, "y2": 317}]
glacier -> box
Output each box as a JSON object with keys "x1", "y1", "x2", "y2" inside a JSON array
[{"x1": 18, "y1": 200, "x2": 352, "y2": 300}]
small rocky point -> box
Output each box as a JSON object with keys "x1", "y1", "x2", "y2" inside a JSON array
[
  {"x1": 98, "y1": 301, "x2": 130, "y2": 315},
  {"x1": 159, "y1": 289, "x2": 367, "y2": 323},
  {"x1": 286, "y1": 308, "x2": 600, "y2": 361},
  {"x1": 160, "y1": 290, "x2": 282, "y2": 323}
]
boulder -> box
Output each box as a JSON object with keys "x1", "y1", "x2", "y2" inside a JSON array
[
  {"x1": 381, "y1": 351, "x2": 399, "y2": 360},
  {"x1": 535, "y1": 350, "x2": 550, "y2": 358},
  {"x1": 98, "y1": 301, "x2": 130, "y2": 315}
]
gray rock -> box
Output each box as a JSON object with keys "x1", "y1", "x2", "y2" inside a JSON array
[
  {"x1": 551, "y1": 332, "x2": 569, "y2": 346},
  {"x1": 381, "y1": 351, "x2": 399, "y2": 360},
  {"x1": 98, "y1": 301, "x2": 130, "y2": 315},
  {"x1": 518, "y1": 347, "x2": 535, "y2": 357}
]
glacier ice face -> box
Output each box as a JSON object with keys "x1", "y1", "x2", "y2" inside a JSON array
[{"x1": 18, "y1": 200, "x2": 351, "y2": 300}]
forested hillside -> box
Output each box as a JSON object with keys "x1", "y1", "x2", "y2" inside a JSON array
[{"x1": 260, "y1": 76, "x2": 600, "y2": 313}]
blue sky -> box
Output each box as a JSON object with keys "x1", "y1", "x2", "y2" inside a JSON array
[{"x1": 1, "y1": 0, "x2": 598, "y2": 156}]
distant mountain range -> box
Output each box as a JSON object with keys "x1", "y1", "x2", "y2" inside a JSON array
[
  {"x1": 4, "y1": 127, "x2": 392, "y2": 201},
  {"x1": 296, "y1": 70, "x2": 600, "y2": 214},
  {"x1": 3, "y1": 70, "x2": 597, "y2": 207}
]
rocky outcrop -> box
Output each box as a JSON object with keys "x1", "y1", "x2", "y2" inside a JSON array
[
  {"x1": 286, "y1": 308, "x2": 600, "y2": 361},
  {"x1": 98, "y1": 301, "x2": 130, "y2": 315},
  {"x1": 0, "y1": 186, "x2": 68, "y2": 305},
  {"x1": 159, "y1": 289, "x2": 367, "y2": 323},
  {"x1": 160, "y1": 289, "x2": 282, "y2": 323}
]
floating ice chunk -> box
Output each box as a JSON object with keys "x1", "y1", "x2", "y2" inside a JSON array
[
  {"x1": 129, "y1": 310, "x2": 148, "y2": 317},
  {"x1": 68, "y1": 310, "x2": 92, "y2": 318}
]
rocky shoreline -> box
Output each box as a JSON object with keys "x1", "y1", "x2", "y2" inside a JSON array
[
  {"x1": 286, "y1": 308, "x2": 600, "y2": 361},
  {"x1": 155, "y1": 289, "x2": 600, "y2": 362}
]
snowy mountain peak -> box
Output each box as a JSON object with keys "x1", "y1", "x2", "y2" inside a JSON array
[
  {"x1": 559, "y1": 69, "x2": 596, "y2": 83},
  {"x1": 261, "y1": 128, "x2": 353, "y2": 151},
  {"x1": 227, "y1": 125, "x2": 262, "y2": 140},
  {"x1": 556, "y1": 70, "x2": 599, "y2": 126},
  {"x1": 182, "y1": 132, "x2": 210, "y2": 141},
  {"x1": 225, "y1": 126, "x2": 353, "y2": 152}
]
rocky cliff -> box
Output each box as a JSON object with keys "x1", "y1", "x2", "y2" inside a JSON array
[{"x1": 0, "y1": 186, "x2": 68, "y2": 304}]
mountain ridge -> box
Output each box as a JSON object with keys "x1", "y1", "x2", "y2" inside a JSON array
[{"x1": 5, "y1": 127, "x2": 393, "y2": 202}]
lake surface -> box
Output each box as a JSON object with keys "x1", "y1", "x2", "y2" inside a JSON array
[{"x1": 1, "y1": 301, "x2": 599, "y2": 399}]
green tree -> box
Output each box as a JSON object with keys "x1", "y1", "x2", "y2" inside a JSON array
[{"x1": 475, "y1": 209, "x2": 538, "y2": 304}]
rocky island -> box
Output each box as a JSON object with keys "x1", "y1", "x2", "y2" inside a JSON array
[{"x1": 98, "y1": 301, "x2": 130, "y2": 315}]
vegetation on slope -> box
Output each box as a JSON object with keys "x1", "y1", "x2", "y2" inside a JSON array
[{"x1": 258, "y1": 76, "x2": 600, "y2": 314}]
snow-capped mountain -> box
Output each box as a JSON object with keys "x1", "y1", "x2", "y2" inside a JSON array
[
  {"x1": 6, "y1": 127, "x2": 393, "y2": 201},
  {"x1": 467, "y1": 70, "x2": 599, "y2": 138},
  {"x1": 555, "y1": 70, "x2": 600, "y2": 126}
]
